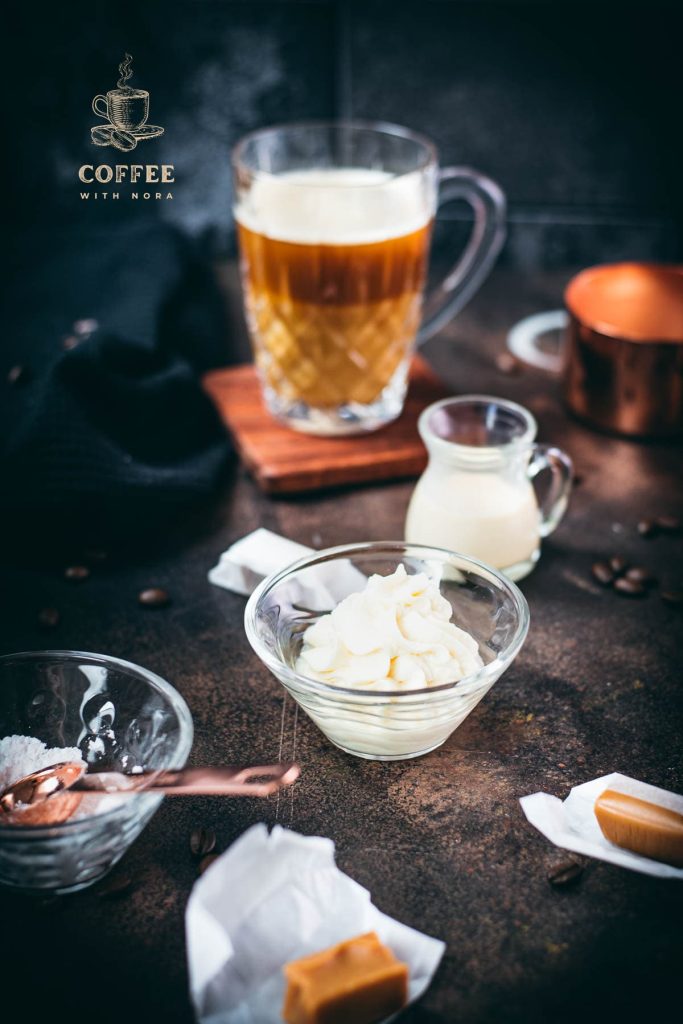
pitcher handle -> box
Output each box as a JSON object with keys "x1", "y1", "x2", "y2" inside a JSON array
[
  {"x1": 92, "y1": 94, "x2": 109, "y2": 119},
  {"x1": 417, "y1": 167, "x2": 506, "y2": 343},
  {"x1": 529, "y1": 443, "x2": 574, "y2": 538}
]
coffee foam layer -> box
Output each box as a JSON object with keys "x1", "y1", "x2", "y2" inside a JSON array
[{"x1": 234, "y1": 168, "x2": 433, "y2": 246}]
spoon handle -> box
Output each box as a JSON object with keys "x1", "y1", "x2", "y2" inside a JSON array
[{"x1": 73, "y1": 763, "x2": 300, "y2": 798}]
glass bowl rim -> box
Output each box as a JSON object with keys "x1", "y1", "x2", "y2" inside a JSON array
[
  {"x1": 244, "y1": 541, "x2": 530, "y2": 700},
  {"x1": 0, "y1": 649, "x2": 194, "y2": 834}
]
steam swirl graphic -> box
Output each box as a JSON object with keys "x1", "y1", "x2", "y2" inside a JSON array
[{"x1": 117, "y1": 53, "x2": 134, "y2": 91}]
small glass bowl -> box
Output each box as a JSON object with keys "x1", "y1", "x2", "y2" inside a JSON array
[
  {"x1": 245, "y1": 542, "x2": 530, "y2": 761},
  {"x1": 0, "y1": 651, "x2": 193, "y2": 893}
]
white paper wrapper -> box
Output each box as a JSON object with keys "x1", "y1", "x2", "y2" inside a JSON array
[
  {"x1": 208, "y1": 528, "x2": 368, "y2": 612},
  {"x1": 520, "y1": 772, "x2": 683, "y2": 879},
  {"x1": 186, "y1": 824, "x2": 445, "y2": 1023},
  {"x1": 208, "y1": 529, "x2": 313, "y2": 597}
]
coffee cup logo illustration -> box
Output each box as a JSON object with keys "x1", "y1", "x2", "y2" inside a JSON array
[{"x1": 91, "y1": 54, "x2": 164, "y2": 152}]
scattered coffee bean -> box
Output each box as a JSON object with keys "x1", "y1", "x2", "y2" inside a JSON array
[
  {"x1": 608, "y1": 556, "x2": 627, "y2": 576},
  {"x1": 83, "y1": 547, "x2": 107, "y2": 563},
  {"x1": 38, "y1": 895, "x2": 65, "y2": 912},
  {"x1": 660, "y1": 588, "x2": 683, "y2": 607},
  {"x1": 62, "y1": 335, "x2": 80, "y2": 350},
  {"x1": 138, "y1": 587, "x2": 171, "y2": 608},
  {"x1": 65, "y1": 565, "x2": 90, "y2": 582},
  {"x1": 97, "y1": 873, "x2": 136, "y2": 899},
  {"x1": 547, "y1": 859, "x2": 584, "y2": 888},
  {"x1": 625, "y1": 566, "x2": 656, "y2": 586},
  {"x1": 528, "y1": 394, "x2": 555, "y2": 415},
  {"x1": 190, "y1": 827, "x2": 216, "y2": 857},
  {"x1": 73, "y1": 318, "x2": 99, "y2": 336},
  {"x1": 7, "y1": 365, "x2": 28, "y2": 385},
  {"x1": 38, "y1": 607, "x2": 60, "y2": 628},
  {"x1": 591, "y1": 562, "x2": 614, "y2": 586},
  {"x1": 198, "y1": 854, "x2": 218, "y2": 876},
  {"x1": 495, "y1": 352, "x2": 520, "y2": 375},
  {"x1": 614, "y1": 576, "x2": 646, "y2": 597},
  {"x1": 655, "y1": 515, "x2": 680, "y2": 534},
  {"x1": 637, "y1": 518, "x2": 657, "y2": 538},
  {"x1": 572, "y1": 474, "x2": 584, "y2": 487}
]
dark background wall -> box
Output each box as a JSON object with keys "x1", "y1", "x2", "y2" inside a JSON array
[{"x1": 5, "y1": 0, "x2": 682, "y2": 269}]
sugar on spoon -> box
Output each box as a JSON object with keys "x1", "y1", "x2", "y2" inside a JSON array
[{"x1": 0, "y1": 760, "x2": 300, "y2": 826}]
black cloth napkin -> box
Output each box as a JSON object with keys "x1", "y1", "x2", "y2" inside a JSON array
[{"x1": 1, "y1": 222, "x2": 233, "y2": 539}]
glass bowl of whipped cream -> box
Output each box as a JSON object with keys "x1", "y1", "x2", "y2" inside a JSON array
[
  {"x1": 0, "y1": 651, "x2": 193, "y2": 892},
  {"x1": 245, "y1": 542, "x2": 529, "y2": 760}
]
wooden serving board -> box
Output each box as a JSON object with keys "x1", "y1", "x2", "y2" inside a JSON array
[{"x1": 203, "y1": 356, "x2": 448, "y2": 494}]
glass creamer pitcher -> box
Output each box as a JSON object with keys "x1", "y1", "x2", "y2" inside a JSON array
[{"x1": 405, "y1": 396, "x2": 573, "y2": 580}]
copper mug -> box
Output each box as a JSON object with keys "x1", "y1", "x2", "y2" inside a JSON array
[{"x1": 507, "y1": 263, "x2": 683, "y2": 437}]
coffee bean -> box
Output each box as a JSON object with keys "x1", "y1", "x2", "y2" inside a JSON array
[
  {"x1": 83, "y1": 547, "x2": 107, "y2": 563},
  {"x1": 190, "y1": 827, "x2": 216, "y2": 857},
  {"x1": 528, "y1": 394, "x2": 556, "y2": 415},
  {"x1": 573, "y1": 474, "x2": 584, "y2": 487},
  {"x1": 138, "y1": 587, "x2": 171, "y2": 608},
  {"x1": 661, "y1": 588, "x2": 683, "y2": 607},
  {"x1": 38, "y1": 607, "x2": 60, "y2": 628},
  {"x1": 7, "y1": 365, "x2": 28, "y2": 385},
  {"x1": 547, "y1": 859, "x2": 584, "y2": 888},
  {"x1": 37, "y1": 895, "x2": 65, "y2": 912},
  {"x1": 62, "y1": 335, "x2": 80, "y2": 350},
  {"x1": 609, "y1": 556, "x2": 628, "y2": 576},
  {"x1": 625, "y1": 566, "x2": 656, "y2": 586},
  {"x1": 65, "y1": 565, "x2": 90, "y2": 582},
  {"x1": 98, "y1": 873, "x2": 135, "y2": 899},
  {"x1": 198, "y1": 854, "x2": 219, "y2": 876},
  {"x1": 591, "y1": 562, "x2": 614, "y2": 586},
  {"x1": 655, "y1": 515, "x2": 680, "y2": 534},
  {"x1": 614, "y1": 576, "x2": 646, "y2": 597},
  {"x1": 637, "y1": 518, "x2": 657, "y2": 538},
  {"x1": 73, "y1": 318, "x2": 99, "y2": 336},
  {"x1": 495, "y1": 352, "x2": 520, "y2": 375}
]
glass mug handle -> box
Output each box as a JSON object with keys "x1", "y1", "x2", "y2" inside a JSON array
[
  {"x1": 92, "y1": 95, "x2": 109, "y2": 119},
  {"x1": 417, "y1": 167, "x2": 507, "y2": 343},
  {"x1": 528, "y1": 443, "x2": 574, "y2": 538}
]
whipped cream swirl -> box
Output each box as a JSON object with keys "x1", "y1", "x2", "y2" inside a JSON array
[{"x1": 295, "y1": 564, "x2": 483, "y2": 690}]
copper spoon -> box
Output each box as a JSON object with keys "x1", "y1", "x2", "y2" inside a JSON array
[{"x1": 0, "y1": 760, "x2": 300, "y2": 826}]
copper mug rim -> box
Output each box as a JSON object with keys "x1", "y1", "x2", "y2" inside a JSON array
[
  {"x1": 564, "y1": 261, "x2": 683, "y2": 345},
  {"x1": 507, "y1": 260, "x2": 683, "y2": 437}
]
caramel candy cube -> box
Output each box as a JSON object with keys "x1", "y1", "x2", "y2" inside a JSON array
[
  {"x1": 594, "y1": 789, "x2": 683, "y2": 867},
  {"x1": 282, "y1": 931, "x2": 409, "y2": 1024}
]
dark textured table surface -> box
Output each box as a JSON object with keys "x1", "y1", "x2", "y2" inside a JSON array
[{"x1": 2, "y1": 268, "x2": 682, "y2": 1024}]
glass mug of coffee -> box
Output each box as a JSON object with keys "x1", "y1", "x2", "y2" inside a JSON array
[
  {"x1": 232, "y1": 121, "x2": 506, "y2": 435},
  {"x1": 92, "y1": 89, "x2": 149, "y2": 132}
]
